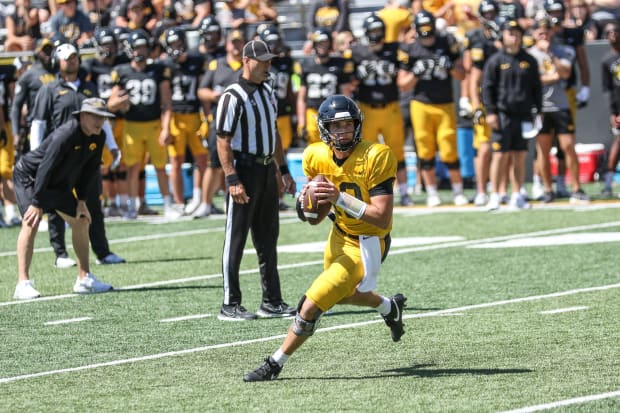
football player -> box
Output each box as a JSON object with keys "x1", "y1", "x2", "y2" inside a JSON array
[
  {"x1": 0, "y1": 62, "x2": 20, "y2": 227},
  {"x1": 351, "y1": 13, "x2": 411, "y2": 206},
  {"x1": 601, "y1": 22, "x2": 620, "y2": 198},
  {"x1": 244, "y1": 95, "x2": 407, "y2": 382},
  {"x1": 398, "y1": 10, "x2": 469, "y2": 207},
  {"x1": 161, "y1": 26, "x2": 209, "y2": 215},
  {"x1": 110, "y1": 29, "x2": 179, "y2": 220},
  {"x1": 83, "y1": 27, "x2": 131, "y2": 218},
  {"x1": 296, "y1": 28, "x2": 355, "y2": 145},
  {"x1": 465, "y1": 0, "x2": 503, "y2": 206}
]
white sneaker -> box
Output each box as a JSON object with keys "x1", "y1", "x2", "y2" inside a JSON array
[
  {"x1": 38, "y1": 219, "x2": 48, "y2": 232},
  {"x1": 14, "y1": 280, "x2": 41, "y2": 300},
  {"x1": 55, "y1": 256, "x2": 77, "y2": 269},
  {"x1": 191, "y1": 202, "x2": 210, "y2": 218},
  {"x1": 453, "y1": 193, "x2": 469, "y2": 206},
  {"x1": 531, "y1": 183, "x2": 545, "y2": 201},
  {"x1": 474, "y1": 192, "x2": 489, "y2": 206},
  {"x1": 487, "y1": 193, "x2": 500, "y2": 211},
  {"x1": 184, "y1": 198, "x2": 201, "y2": 215},
  {"x1": 427, "y1": 194, "x2": 442, "y2": 207},
  {"x1": 73, "y1": 273, "x2": 113, "y2": 294},
  {"x1": 509, "y1": 193, "x2": 531, "y2": 210},
  {"x1": 123, "y1": 209, "x2": 138, "y2": 220},
  {"x1": 164, "y1": 205, "x2": 183, "y2": 219}
]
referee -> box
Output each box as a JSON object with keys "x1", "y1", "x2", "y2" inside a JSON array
[{"x1": 215, "y1": 39, "x2": 296, "y2": 321}]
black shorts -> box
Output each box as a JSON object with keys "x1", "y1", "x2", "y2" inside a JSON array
[
  {"x1": 208, "y1": 128, "x2": 221, "y2": 168},
  {"x1": 540, "y1": 110, "x2": 574, "y2": 135},
  {"x1": 13, "y1": 166, "x2": 78, "y2": 217},
  {"x1": 491, "y1": 113, "x2": 529, "y2": 153}
]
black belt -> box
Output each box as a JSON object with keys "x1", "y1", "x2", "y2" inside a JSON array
[
  {"x1": 334, "y1": 223, "x2": 359, "y2": 240},
  {"x1": 233, "y1": 151, "x2": 274, "y2": 165}
]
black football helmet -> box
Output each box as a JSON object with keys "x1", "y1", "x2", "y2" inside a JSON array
[
  {"x1": 164, "y1": 26, "x2": 186, "y2": 59},
  {"x1": 317, "y1": 95, "x2": 363, "y2": 152},
  {"x1": 414, "y1": 10, "x2": 435, "y2": 38},
  {"x1": 478, "y1": 0, "x2": 498, "y2": 21},
  {"x1": 311, "y1": 28, "x2": 332, "y2": 57},
  {"x1": 363, "y1": 14, "x2": 385, "y2": 46},
  {"x1": 198, "y1": 15, "x2": 222, "y2": 48},
  {"x1": 94, "y1": 27, "x2": 117, "y2": 59},
  {"x1": 543, "y1": 0, "x2": 566, "y2": 25},
  {"x1": 259, "y1": 25, "x2": 283, "y2": 55},
  {"x1": 127, "y1": 29, "x2": 150, "y2": 62}
]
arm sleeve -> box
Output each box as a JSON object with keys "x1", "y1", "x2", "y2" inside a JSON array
[
  {"x1": 481, "y1": 57, "x2": 498, "y2": 115},
  {"x1": 10, "y1": 78, "x2": 27, "y2": 136},
  {"x1": 103, "y1": 120, "x2": 118, "y2": 150},
  {"x1": 29, "y1": 119, "x2": 46, "y2": 150},
  {"x1": 31, "y1": 134, "x2": 69, "y2": 206}
]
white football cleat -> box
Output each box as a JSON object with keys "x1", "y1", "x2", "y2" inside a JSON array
[{"x1": 55, "y1": 256, "x2": 77, "y2": 269}]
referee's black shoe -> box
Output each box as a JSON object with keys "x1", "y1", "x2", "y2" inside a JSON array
[
  {"x1": 382, "y1": 293, "x2": 407, "y2": 342},
  {"x1": 218, "y1": 304, "x2": 258, "y2": 321},
  {"x1": 256, "y1": 302, "x2": 296, "y2": 318},
  {"x1": 243, "y1": 356, "x2": 282, "y2": 382}
]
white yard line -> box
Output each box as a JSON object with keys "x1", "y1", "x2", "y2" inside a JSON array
[
  {"x1": 499, "y1": 390, "x2": 620, "y2": 413},
  {"x1": 0, "y1": 282, "x2": 618, "y2": 385},
  {"x1": 539, "y1": 306, "x2": 589, "y2": 315},
  {"x1": 3, "y1": 221, "x2": 620, "y2": 308},
  {"x1": 44, "y1": 317, "x2": 92, "y2": 326},
  {"x1": 160, "y1": 314, "x2": 212, "y2": 323}
]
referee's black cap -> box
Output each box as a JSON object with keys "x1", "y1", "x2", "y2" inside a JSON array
[{"x1": 242, "y1": 40, "x2": 277, "y2": 61}]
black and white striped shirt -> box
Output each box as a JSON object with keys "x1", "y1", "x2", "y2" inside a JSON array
[{"x1": 215, "y1": 77, "x2": 278, "y2": 157}]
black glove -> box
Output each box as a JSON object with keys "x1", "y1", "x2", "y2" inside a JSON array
[
  {"x1": 0, "y1": 130, "x2": 6, "y2": 147},
  {"x1": 473, "y1": 108, "x2": 485, "y2": 126},
  {"x1": 412, "y1": 60, "x2": 428, "y2": 77}
]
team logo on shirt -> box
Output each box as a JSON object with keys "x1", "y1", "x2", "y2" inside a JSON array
[{"x1": 89, "y1": 143, "x2": 97, "y2": 151}]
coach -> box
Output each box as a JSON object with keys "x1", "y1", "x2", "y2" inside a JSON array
[
  {"x1": 215, "y1": 39, "x2": 296, "y2": 321},
  {"x1": 13, "y1": 98, "x2": 115, "y2": 300}
]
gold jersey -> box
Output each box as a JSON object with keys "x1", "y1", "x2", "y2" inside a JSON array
[{"x1": 302, "y1": 140, "x2": 396, "y2": 238}]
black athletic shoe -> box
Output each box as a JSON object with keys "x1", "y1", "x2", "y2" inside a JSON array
[
  {"x1": 243, "y1": 356, "x2": 282, "y2": 382},
  {"x1": 218, "y1": 304, "x2": 258, "y2": 321},
  {"x1": 256, "y1": 302, "x2": 296, "y2": 318},
  {"x1": 382, "y1": 294, "x2": 407, "y2": 342}
]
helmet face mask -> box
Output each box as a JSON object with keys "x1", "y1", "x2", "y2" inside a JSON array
[
  {"x1": 94, "y1": 28, "x2": 117, "y2": 59},
  {"x1": 317, "y1": 95, "x2": 363, "y2": 152},
  {"x1": 128, "y1": 30, "x2": 150, "y2": 62},
  {"x1": 165, "y1": 28, "x2": 186, "y2": 59},
  {"x1": 363, "y1": 14, "x2": 385, "y2": 47},
  {"x1": 414, "y1": 11, "x2": 436, "y2": 39},
  {"x1": 260, "y1": 25, "x2": 283, "y2": 55},
  {"x1": 199, "y1": 16, "x2": 222, "y2": 48},
  {"x1": 312, "y1": 29, "x2": 332, "y2": 57}
]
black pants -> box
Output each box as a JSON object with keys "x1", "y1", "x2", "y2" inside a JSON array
[
  {"x1": 48, "y1": 171, "x2": 111, "y2": 260},
  {"x1": 221, "y1": 158, "x2": 282, "y2": 306}
]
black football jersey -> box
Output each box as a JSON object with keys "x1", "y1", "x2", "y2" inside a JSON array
[
  {"x1": 163, "y1": 54, "x2": 207, "y2": 113},
  {"x1": 350, "y1": 42, "x2": 404, "y2": 104},
  {"x1": 467, "y1": 28, "x2": 499, "y2": 71},
  {"x1": 110, "y1": 62, "x2": 172, "y2": 121},
  {"x1": 300, "y1": 56, "x2": 354, "y2": 109},
  {"x1": 82, "y1": 55, "x2": 130, "y2": 100},
  {"x1": 401, "y1": 34, "x2": 461, "y2": 104},
  {"x1": 268, "y1": 55, "x2": 296, "y2": 116}
]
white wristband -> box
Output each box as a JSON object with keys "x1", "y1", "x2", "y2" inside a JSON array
[{"x1": 335, "y1": 192, "x2": 367, "y2": 219}]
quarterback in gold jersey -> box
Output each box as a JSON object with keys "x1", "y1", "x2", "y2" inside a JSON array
[{"x1": 244, "y1": 95, "x2": 407, "y2": 382}]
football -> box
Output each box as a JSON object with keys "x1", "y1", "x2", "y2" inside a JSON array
[{"x1": 302, "y1": 175, "x2": 332, "y2": 225}]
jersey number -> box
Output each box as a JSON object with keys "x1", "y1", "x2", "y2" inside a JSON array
[
  {"x1": 126, "y1": 78, "x2": 157, "y2": 106},
  {"x1": 306, "y1": 73, "x2": 338, "y2": 100},
  {"x1": 171, "y1": 75, "x2": 198, "y2": 102}
]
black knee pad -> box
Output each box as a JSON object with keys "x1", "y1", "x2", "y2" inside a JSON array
[
  {"x1": 115, "y1": 171, "x2": 127, "y2": 180},
  {"x1": 102, "y1": 171, "x2": 114, "y2": 182},
  {"x1": 443, "y1": 160, "x2": 461, "y2": 170},
  {"x1": 418, "y1": 158, "x2": 435, "y2": 170}
]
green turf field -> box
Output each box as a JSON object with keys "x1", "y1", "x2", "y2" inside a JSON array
[{"x1": 1, "y1": 196, "x2": 619, "y2": 412}]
